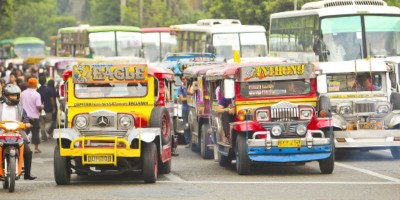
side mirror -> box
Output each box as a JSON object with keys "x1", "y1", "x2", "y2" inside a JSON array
[
  {"x1": 223, "y1": 79, "x2": 235, "y2": 99},
  {"x1": 317, "y1": 75, "x2": 328, "y2": 94}
]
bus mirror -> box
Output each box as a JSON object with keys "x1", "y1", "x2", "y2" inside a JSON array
[
  {"x1": 317, "y1": 75, "x2": 327, "y2": 94},
  {"x1": 223, "y1": 79, "x2": 235, "y2": 99}
]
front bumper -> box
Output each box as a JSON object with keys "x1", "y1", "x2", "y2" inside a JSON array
[
  {"x1": 246, "y1": 130, "x2": 333, "y2": 162},
  {"x1": 334, "y1": 129, "x2": 400, "y2": 148}
]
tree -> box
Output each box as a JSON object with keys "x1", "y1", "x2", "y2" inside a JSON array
[
  {"x1": 87, "y1": 0, "x2": 121, "y2": 25},
  {"x1": 0, "y1": 0, "x2": 15, "y2": 40}
]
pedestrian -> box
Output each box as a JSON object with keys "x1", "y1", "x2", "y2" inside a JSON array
[
  {"x1": 37, "y1": 76, "x2": 48, "y2": 141},
  {"x1": 8, "y1": 72, "x2": 17, "y2": 85},
  {"x1": 21, "y1": 77, "x2": 43, "y2": 153},
  {"x1": 41, "y1": 79, "x2": 60, "y2": 140},
  {"x1": 0, "y1": 78, "x2": 5, "y2": 102},
  {"x1": 0, "y1": 84, "x2": 36, "y2": 180},
  {"x1": 177, "y1": 75, "x2": 194, "y2": 148}
]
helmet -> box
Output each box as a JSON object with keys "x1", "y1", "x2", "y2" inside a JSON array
[{"x1": 3, "y1": 84, "x2": 21, "y2": 106}]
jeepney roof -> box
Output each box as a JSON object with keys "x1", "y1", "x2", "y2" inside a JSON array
[
  {"x1": 183, "y1": 63, "x2": 227, "y2": 78},
  {"x1": 318, "y1": 59, "x2": 388, "y2": 74},
  {"x1": 38, "y1": 57, "x2": 80, "y2": 67},
  {"x1": 162, "y1": 52, "x2": 216, "y2": 62},
  {"x1": 227, "y1": 56, "x2": 288, "y2": 64},
  {"x1": 23, "y1": 57, "x2": 46, "y2": 65}
]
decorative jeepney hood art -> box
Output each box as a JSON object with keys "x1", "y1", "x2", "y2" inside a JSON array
[{"x1": 240, "y1": 63, "x2": 315, "y2": 82}]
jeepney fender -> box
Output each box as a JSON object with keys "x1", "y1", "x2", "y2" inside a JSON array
[
  {"x1": 308, "y1": 117, "x2": 337, "y2": 130},
  {"x1": 386, "y1": 112, "x2": 400, "y2": 128},
  {"x1": 53, "y1": 128, "x2": 161, "y2": 144},
  {"x1": 231, "y1": 121, "x2": 264, "y2": 133}
]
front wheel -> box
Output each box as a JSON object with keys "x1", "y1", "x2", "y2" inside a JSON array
[
  {"x1": 54, "y1": 145, "x2": 71, "y2": 185},
  {"x1": 7, "y1": 156, "x2": 16, "y2": 192},
  {"x1": 236, "y1": 134, "x2": 251, "y2": 175},
  {"x1": 142, "y1": 143, "x2": 158, "y2": 183},
  {"x1": 319, "y1": 147, "x2": 335, "y2": 174},
  {"x1": 390, "y1": 147, "x2": 400, "y2": 160}
]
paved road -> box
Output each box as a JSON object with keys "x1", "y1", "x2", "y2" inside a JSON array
[{"x1": 1, "y1": 140, "x2": 399, "y2": 199}]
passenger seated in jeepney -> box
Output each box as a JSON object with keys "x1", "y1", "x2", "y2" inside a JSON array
[
  {"x1": 217, "y1": 87, "x2": 235, "y2": 145},
  {"x1": 354, "y1": 74, "x2": 380, "y2": 91}
]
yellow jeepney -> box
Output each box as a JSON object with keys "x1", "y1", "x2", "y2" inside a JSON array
[{"x1": 53, "y1": 61, "x2": 174, "y2": 184}]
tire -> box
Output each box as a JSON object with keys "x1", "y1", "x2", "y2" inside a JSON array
[
  {"x1": 236, "y1": 134, "x2": 251, "y2": 175},
  {"x1": 54, "y1": 145, "x2": 71, "y2": 185},
  {"x1": 318, "y1": 95, "x2": 331, "y2": 116},
  {"x1": 390, "y1": 147, "x2": 400, "y2": 160},
  {"x1": 200, "y1": 124, "x2": 213, "y2": 159},
  {"x1": 150, "y1": 107, "x2": 171, "y2": 145},
  {"x1": 159, "y1": 135, "x2": 172, "y2": 174},
  {"x1": 390, "y1": 92, "x2": 400, "y2": 110},
  {"x1": 142, "y1": 143, "x2": 158, "y2": 183},
  {"x1": 7, "y1": 156, "x2": 16, "y2": 193},
  {"x1": 319, "y1": 145, "x2": 335, "y2": 174}
]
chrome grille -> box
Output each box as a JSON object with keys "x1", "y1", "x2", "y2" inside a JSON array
[
  {"x1": 355, "y1": 103, "x2": 375, "y2": 113},
  {"x1": 259, "y1": 122, "x2": 308, "y2": 138},
  {"x1": 271, "y1": 108, "x2": 298, "y2": 122},
  {"x1": 80, "y1": 130, "x2": 127, "y2": 138}
]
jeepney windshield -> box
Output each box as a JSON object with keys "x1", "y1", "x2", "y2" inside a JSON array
[
  {"x1": 240, "y1": 79, "x2": 311, "y2": 97},
  {"x1": 321, "y1": 15, "x2": 400, "y2": 61},
  {"x1": 74, "y1": 82, "x2": 147, "y2": 98},
  {"x1": 213, "y1": 32, "x2": 268, "y2": 60},
  {"x1": 326, "y1": 72, "x2": 383, "y2": 93},
  {"x1": 89, "y1": 31, "x2": 141, "y2": 57},
  {"x1": 14, "y1": 43, "x2": 45, "y2": 58}
]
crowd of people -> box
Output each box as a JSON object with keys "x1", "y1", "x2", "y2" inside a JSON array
[{"x1": 0, "y1": 62, "x2": 61, "y2": 180}]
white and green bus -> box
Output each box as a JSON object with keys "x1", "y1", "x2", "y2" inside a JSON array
[
  {"x1": 170, "y1": 19, "x2": 268, "y2": 60},
  {"x1": 56, "y1": 25, "x2": 142, "y2": 58}
]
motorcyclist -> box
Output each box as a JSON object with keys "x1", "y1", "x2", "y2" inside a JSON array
[{"x1": 0, "y1": 84, "x2": 36, "y2": 180}]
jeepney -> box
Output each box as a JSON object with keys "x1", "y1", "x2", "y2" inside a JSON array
[
  {"x1": 53, "y1": 61, "x2": 174, "y2": 184},
  {"x1": 157, "y1": 53, "x2": 223, "y2": 140},
  {"x1": 205, "y1": 62, "x2": 334, "y2": 175},
  {"x1": 183, "y1": 63, "x2": 227, "y2": 158},
  {"x1": 316, "y1": 59, "x2": 400, "y2": 159}
]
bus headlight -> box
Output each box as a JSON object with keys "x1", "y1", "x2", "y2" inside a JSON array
[
  {"x1": 296, "y1": 124, "x2": 307, "y2": 136},
  {"x1": 271, "y1": 125, "x2": 282, "y2": 136},
  {"x1": 339, "y1": 106, "x2": 352, "y2": 115},
  {"x1": 74, "y1": 115, "x2": 88, "y2": 129},
  {"x1": 377, "y1": 105, "x2": 389, "y2": 114}
]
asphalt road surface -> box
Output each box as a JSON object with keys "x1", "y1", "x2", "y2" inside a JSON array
[{"x1": 1, "y1": 140, "x2": 399, "y2": 200}]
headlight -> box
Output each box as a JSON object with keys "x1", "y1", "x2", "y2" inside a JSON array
[
  {"x1": 271, "y1": 125, "x2": 282, "y2": 136},
  {"x1": 339, "y1": 106, "x2": 352, "y2": 115},
  {"x1": 296, "y1": 124, "x2": 307, "y2": 136},
  {"x1": 256, "y1": 110, "x2": 269, "y2": 121},
  {"x1": 300, "y1": 109, "x2": 312, "y2": 119},
  {"x1": 75, "y1": 115, "x2": 88, "y2": 129},
  {"x1": 377, "y1": 105, "x2": 389, "y2": 114},
  {"x1": 118, "y1": 114, "x2": 134, "y2": 129}
]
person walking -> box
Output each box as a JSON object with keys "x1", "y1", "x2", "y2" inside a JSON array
[
  {"x1": 177, "y1": 75, "x2": 193, "y2": 148},
  {"x1": 41, "y1": 79, "x2": 60, "y2": 140},
  {"x1": 21, "y1": 77, "x2": 43, "y2": 153},
  {"x1": 37, "y1": 76, "x2": 48, "y2": 141}
]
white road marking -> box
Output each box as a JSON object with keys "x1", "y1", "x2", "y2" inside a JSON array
[
  {"x1": 336, "y1": 162, "x2": 400, "y2": 183},
  {"x1": 164, "y1": 173, "x2": 186, "y2": 182}
]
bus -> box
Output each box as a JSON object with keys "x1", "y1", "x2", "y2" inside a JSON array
[
  {"x1": 170, "y1": 19, "x2": 268, "y2": 60},
  {"x1": 56, "y1": 25, "x2": 142, "y2": 58},
  {"x1": 0, "y1": 37, "x2": 46, "y2": 60},
  {"x1": 141, "y1": 27, "x2": 177, "y2": 65},
  {"x1": 269, "y1": 0, "x2": 400, "y2": 158}
]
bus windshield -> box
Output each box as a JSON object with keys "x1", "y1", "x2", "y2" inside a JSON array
[
  {"x1": 326, "y1": 72, "x2": 383, "y2": 93},
  {"x1": 321, "y1": 15, "x2": 400, "y2": 62},
  {"x1": 89, "y1": 31, "x2": 141, "y2": 57},
  {"x1": 240, "y1": 79, "x2": 311, "y2": 98},
  {"x1": 14, "y1": 44, "x2": 45, "y2": 58},
  {"x1": 142, "y1": 32, "x2": 174, "y2": 63},
  {"x1": 213, "y1": 32, "x2": 267, "y2": 59}
]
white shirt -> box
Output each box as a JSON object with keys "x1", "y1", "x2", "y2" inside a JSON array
[{"x1": 2, "y1": 103, "x2": 17, "y2": 121}]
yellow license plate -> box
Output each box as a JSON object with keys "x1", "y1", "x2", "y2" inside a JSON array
[
  {"x1": 86, "y1": 155, "x2": 113, "y2": 163},
  {"x1": 277, "y1": 139, "x2": 302, "y2": 148},
  {"x1": 358, "y1": 123, "x2": 375, "y2": 129}
]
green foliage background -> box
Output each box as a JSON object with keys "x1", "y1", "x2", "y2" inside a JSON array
[{"x1": 0, "y1": 0, "x2": 399, "y2": 45}]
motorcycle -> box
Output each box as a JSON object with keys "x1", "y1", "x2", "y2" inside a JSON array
[{"x1": 0, "y1": 120, "x2": 26, "y2": 192}]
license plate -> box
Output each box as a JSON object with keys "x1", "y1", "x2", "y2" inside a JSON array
[
  {"x1": 86, "y1": 155, "x2": 113, "y2": 163},
  {"x1": 358, "y1": 123, "x2": 375, "y2": 129},
  {"x1": 277, "y1": 139, "x2": 302, "y2": 148}
]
